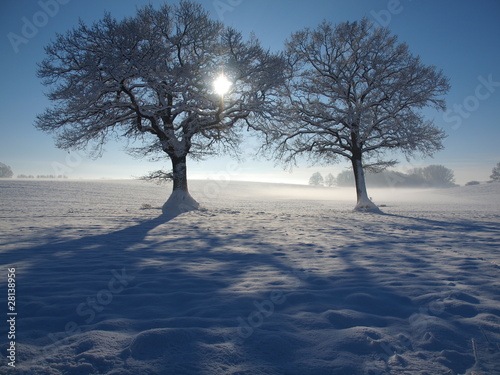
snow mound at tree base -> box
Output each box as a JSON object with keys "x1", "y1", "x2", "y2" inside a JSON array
[
  {"x1": 162, "y1": 189, "x2": 200, "y2": 215},
  {"x1": 354, "y1": 197, "x2": 383, "y2": 213}
]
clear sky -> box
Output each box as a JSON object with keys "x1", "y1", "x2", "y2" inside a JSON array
[{"x1": 1, "y1": 0, "x2": 499, "y2": 185}]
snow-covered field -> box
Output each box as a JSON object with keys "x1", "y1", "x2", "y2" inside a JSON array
[{"x1": 1, "y1": 179, "x2": 499, "y2": 375}]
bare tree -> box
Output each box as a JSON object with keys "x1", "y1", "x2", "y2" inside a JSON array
[
  {"x1": 309, "y1": 172, "x2": 324, "y2": 186},
  {"x1": 0, "y1": 162, "x2": 13, "y2": 178},
  {"x1": 324, "y1": 173, "x2": 336, "y2": 187},
  {"x1": 266, "y1": 19, "x2": 450, "y2": 211},
  {"x1": 491, "y1": 162, "x2": 500, "y2": 182},
  {"x1": 36, "y1": 1, "x2": 284, "y2": 213}
]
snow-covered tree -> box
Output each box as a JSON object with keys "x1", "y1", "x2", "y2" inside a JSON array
[
  {"x1": 491, "y1": 162, "x2": 500, "y2": 182},
  {"x1": 324, "y1": 173, "x2": 336, "y2": 187},
  {"x1": 266, "y1": 19, "x2": 449, "y2": 211},
  {"x1": 36, "y1": 1, "x2": 284, "y2": 213},
  {"x1": 0, "y1": 162, "x2": 13, "y2": 178},
  {"x1": 309, "y1": 172, "x2": 324, "y2": 186}
]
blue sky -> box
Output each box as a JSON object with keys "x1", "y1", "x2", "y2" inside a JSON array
[{"x1": 1, "y1": 0, "x2": 499, "y2": 184}]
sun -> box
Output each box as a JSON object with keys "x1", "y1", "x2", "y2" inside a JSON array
[{"x1": 213, "y1": 74, "x2": 232, "y2": 96}]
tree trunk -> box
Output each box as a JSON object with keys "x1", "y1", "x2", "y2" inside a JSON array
[
  {"x1": 351, "y1": 153, "x2": 380, "y2": 212},
  {"x1": 162, "y1": 154, "x2": 200, "y2": 215},
  {"x1": 172, "y1": 155, "x2": 188, "y2": 192}
]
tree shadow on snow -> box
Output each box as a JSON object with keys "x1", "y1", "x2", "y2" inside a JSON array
[
  {"x1": 0, "y1": 210, "x2": 339, "y2": 374},
  {"x1": 0, "y1": 208, "x2": 492, "y2": 375}
]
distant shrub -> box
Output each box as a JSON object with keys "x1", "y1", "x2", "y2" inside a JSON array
[
  {"x1": 141, "y1": 203, "x2": 153, "y2": 210},
  {"x1": 0, "y1": 162, "x2": 13, "y2": 178},
  {"x1": 491, "y1": 162, "x2": 500, "y2": 182},
  {"x1": 465, "y1": 181, "x2": 480, "y2": 186}
]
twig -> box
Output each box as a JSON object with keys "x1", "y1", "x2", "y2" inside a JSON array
[
  {"x1": 479, "y1": 326, "x2": 491, "y2": 345},
  {"x1": 472, "y1": 338, "x2": 479, "y2": 363}
]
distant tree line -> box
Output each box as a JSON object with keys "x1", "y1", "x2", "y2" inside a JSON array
[
  {"x1": 0, "y1": 163, "x2": 70, "y2": 179},
  {"x1": 310, "y1": 165, "x2": 458, "y2": 188},
  {"x1": 16, "y1": 174, "x2": 68, "y2": 179}
]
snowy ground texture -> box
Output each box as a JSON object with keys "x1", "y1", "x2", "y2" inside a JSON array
[{"x1": 0, "y1": 179, "x2": 499, "y2": 375}]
